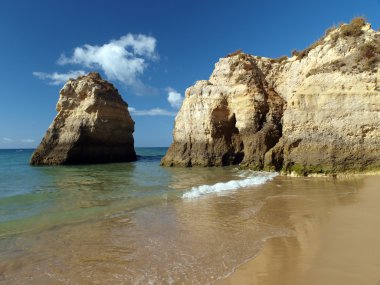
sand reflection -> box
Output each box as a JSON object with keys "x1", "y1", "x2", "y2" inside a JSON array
[{"x1": 1, "y1": 175, "x2": 373, "y2": 285}]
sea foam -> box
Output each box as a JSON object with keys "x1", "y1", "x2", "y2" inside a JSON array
[{"x1": 182, "y1": 171, "x2": 278, "y2": 199}]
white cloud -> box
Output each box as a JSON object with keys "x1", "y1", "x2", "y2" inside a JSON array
[
  {"x1": 166, "y1": 87, "x2": 183, "y2": 109},
  {"x1": 2, "y1": 137, "x2": 13, "y2": 142},
  {"x1": 128, "y1": 107, "x2": 176, "y2": 116},
  {"x1": 21, "y1": 139, "x2": 35, "y2": 143},
  {"x1": 33, "y1": 70, "x2": 86, "y2": 85},
  {"x1": 57, "y1": 34, "x2": 157, "y2": 88}
]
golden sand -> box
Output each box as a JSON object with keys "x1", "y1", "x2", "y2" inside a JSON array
[{"x1": 217, "y1": 175, "x2": 380, "y2": 285}]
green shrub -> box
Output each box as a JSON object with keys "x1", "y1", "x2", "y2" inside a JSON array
[{"x1": 289, "y1": 164, "x2": 326, "y2": 176}]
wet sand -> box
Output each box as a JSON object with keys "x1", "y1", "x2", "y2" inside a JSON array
[
  {"x1": 2, "y1": 169, "x2": 380, "y2": 284},
  {"x1": 218, "y1": 175, "x2": 380, "y2": 285}
]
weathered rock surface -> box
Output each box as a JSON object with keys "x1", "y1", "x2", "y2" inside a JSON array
[
  {"x1": 30, "y1": 72, "x2": 136, "y2": 165},
  {"x1": 162, "y1": 19, "x2": 380, "y2": 175}
]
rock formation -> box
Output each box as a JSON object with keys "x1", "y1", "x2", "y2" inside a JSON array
[
  {"x1": 162, "y1": 18, "x2": 380, "y2": 175},
  {"x1": 30, "y1": 72, "x2": 136, "y2": 165}
]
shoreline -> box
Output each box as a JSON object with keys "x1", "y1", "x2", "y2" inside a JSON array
[
  {"x1": 217, "y1": 175, "x2": 380, "y2": 285},
  {"x1": 285, "y1": 168, "x2": 380, "y2": 178}
]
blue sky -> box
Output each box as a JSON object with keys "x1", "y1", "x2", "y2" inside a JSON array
[{"x1": 0, "y1": 0, "x2": 379, "y2": 148}]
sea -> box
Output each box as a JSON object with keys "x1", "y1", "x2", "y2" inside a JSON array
[{"x1": 0, "y1": 148, "x2": 361, "y2": 284}]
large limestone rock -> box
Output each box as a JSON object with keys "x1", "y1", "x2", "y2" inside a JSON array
[
  {"x1": 162, "y1": 19, "x2": 380, "y2": 175},
  {"x1": 30, "y1": 72, "x2": 136, "y2": 165}
]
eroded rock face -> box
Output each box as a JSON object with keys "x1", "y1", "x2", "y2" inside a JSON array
[
  {"x1": 161, "y1": 55, "x2": 284, "y2": 168},
  {"x1": 162, "y1": 20, "x2": 380, "y2": 175},
  {"x1": 30, "y1": 72, "x2": 136, "y2": 165}
]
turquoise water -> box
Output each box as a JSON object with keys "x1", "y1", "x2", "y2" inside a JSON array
[
  {"x1": 0, "y1": 148, "x2": 168, "y2": 236},
  {"x1": 0, "y1": 148, "x2": 269, "y2": 238},
  {"x1": 1, "y1": 148, "x2": 357, "y2": 284}
]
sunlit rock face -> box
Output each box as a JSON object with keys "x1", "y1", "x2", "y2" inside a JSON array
[
  {"x1": 162, "y1": 20, "x2": 380, "y2": 175},
  {"x1": 30, "y1": 72, "x2": 136, "y2": 165}
]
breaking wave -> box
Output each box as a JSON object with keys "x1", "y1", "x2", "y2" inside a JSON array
[{"x1": 182, "y1": 171, "x2": 278, "y2": 199}]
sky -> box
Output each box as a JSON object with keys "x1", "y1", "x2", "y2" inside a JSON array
[{"x1": 0, "y1": 0, "x2": 379, "y2": 148}]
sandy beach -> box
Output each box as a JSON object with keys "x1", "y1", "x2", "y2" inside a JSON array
[
  {"x1": 2, "y1": 150, "x2": 380, "y2": 284},
  {"x1": 218, "y1": 175, "x2": 380, "y2": 285}
]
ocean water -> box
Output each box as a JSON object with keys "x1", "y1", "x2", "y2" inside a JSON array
[{"x1": 0, "y1": 148, "x2": 360, "y2": 284}]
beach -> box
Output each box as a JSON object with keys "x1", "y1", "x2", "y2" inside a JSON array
[
  {"x1": 1, "y1": 149, "x2": 380, "y2": 284},
  {"x1": 1, "y1": 1, "x2": 380, "y2": 284},
  {"x1": 218, "y1": 175, "x2": 380, "y2": 285}
]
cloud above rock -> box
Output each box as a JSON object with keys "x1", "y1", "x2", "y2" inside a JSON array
[
  {"x1": 128, "y1": 107, "x2": 176, "y2": 116},
  {"x1": 21, "y1": 139, "x2": 35, "y2": 143},
  {"x1": 1, "y1": 138, "x2": 35, "y2": 144},
  {"x1": 58, "y1": 34, "x2": 157, "y2": 86},
  {"x1": 33, "y1": 34, "x2": 157, "y2": 93},
  {"x1": 2, "y1": 137, "x2": 13, "y2": 143},
  {"x1": 128, "y1": 87, "x2": 183, "y2": 117},
  {"x1": 33, "y1": 70, "x2": 86, "y2": 85},
  {"x1": 166, "y1": 87, "x2": 183, "y2": 109}
]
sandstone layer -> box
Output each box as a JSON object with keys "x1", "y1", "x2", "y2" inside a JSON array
[
  {"x1": 162, "y1": 19, "x2": 380, "y2": 175},
  {"x1": 30, "y1": 72, "x2": 136, "y2": 165}
]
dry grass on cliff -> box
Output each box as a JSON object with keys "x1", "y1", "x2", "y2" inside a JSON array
[
  {"x1": 295, "y1": 40, "x2": 324, "y2": 60},
  {"x1": 270, "y1": 55, "x2": 288, "y2": 64},
  {"x1": 294, "y1": 26, "x2": 337, "y2": 60},
  {"x1": 306, "y1": 37, "x2": 380, "y2": 77},
  {"x1": 306, "y1": 59, "x2": 347, "y2": 77},
  {"x1": 226, "y1": 49, "x2": 243, "y2": 57},
  {"x1": 357, "y1": 40, "x2": 380, "y2": 71},
  {"x1": 294, "y1": 17, "x2": 367, "y2": 60},
  {"x1": 227, "y1": 51, "x2": 256, "y2": 74},
  {"x1": 340, "y1": 17, "x2": 366, "y2": 37},
  {"x1": 294, "y1": 30, "x2": 333, "y2": 60}
]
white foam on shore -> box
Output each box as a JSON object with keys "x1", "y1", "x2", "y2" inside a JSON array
[{"x1": 182, "y1": 171, "x2": 278, "y2": 199}]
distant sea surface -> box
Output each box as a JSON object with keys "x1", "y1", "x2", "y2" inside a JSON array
[{"x1": 0, "y1": 148, "x2": 363, "y2": 284}]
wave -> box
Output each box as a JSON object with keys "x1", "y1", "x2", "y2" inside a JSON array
[{"x1": 182, "y1": 171, "x2": 278, "y2": 199}]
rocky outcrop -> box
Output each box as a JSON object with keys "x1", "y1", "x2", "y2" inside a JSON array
[
  {"x1": 162, "y1": 19, "x2": 380, "y2": 175},
  {"x1": 30, "y1": 72, "x2": 136, "y2": 165}
]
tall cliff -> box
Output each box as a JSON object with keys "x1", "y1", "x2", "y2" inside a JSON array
[
  {"x1": 30, "y1": 72, "x2": 136, "y2": 165},
  {"x1": 162, "y1": 18, "x2": 380, "y2": 175}
]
